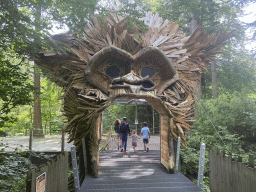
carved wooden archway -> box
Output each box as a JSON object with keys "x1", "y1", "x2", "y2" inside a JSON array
[{"x1": 35, "y1": 12, "x2": 232, "y2": 176}]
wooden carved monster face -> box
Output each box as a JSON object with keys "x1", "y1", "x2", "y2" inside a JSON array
[
  {"x1": 35, "y1": 12, "x2": 231, "y2": 158},
  {"x1": 85, "y1": 46, "x2": 178, "y2": 97}
]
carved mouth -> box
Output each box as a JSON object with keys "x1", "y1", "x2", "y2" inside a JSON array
[{"x1": 110, "y1": 75, "x2": 156, "y2": 93}]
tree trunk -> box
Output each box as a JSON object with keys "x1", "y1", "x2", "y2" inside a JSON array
[
  {"x1": 189, "y1": 13, "x2": 201, "y2": 99},
  {"x1": 33, "y1": 5, "x2": 44, "y2": 137},
  {"x1": 33, "y1": 64, "x2": 44, "y2": 137},
  {"x1": 211, "y1": 60, "x2": 218, "y2": 99},
  {"x1": 189, "y1": 13, "x2": 198, "y2": 35}
]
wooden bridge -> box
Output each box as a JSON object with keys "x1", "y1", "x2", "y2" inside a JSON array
[{"x1": 81, "y1": 150, "x2": 203, "y2": 192}]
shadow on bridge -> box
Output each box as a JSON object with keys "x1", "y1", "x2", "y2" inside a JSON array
[{"x1": 81, "y1": 150, "x2": 203, "y2": 192}]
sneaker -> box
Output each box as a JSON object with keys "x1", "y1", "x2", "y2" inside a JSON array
[
  {"x1": 147, "y1": 148, "x2": 149, "y2": 152},
  {"x1": 144, "y1": 150, "x2": 147, "y2": 152}
]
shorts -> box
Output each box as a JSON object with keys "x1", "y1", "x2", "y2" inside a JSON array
[
  {"x1": 143, "y1": 138, "x2": 148, "y2": 144},
  {"x1": 132, "y1": 142, "x2": 137, "y2": 147}
]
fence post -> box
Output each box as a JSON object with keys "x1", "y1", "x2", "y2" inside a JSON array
[
  {"x1": 197, "y1": 143, "x2": 206, "y2": 189},
  {"x1": 82, "y1": 138, "x2": 87, "y2": 174},
  {"x1": 71, "y1": 145, "x2": 80, "y2": 192},
  {"x1": 61, "y1": 131, "x2": 65, "y2": 153},
  {"x1": 175, "y1": 136, "x2": 181, "y2": 171},
  {"x1": 29, "y1": 130, "x2": 33, "y2": 150},
  {"x1": 249, "y1": 154, "x2": 255, "y2": 168}
]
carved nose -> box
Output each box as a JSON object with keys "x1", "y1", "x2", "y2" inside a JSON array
[{"x1": 110, "y1": 71, "x2": 156, "y2": 93}]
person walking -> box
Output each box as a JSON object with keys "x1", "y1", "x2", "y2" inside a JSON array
[
  {"x1": 140, "y1": 122, "x2": 150, "y2": 152},
  {"x1": 120, "y1": 117, "x2": 130, "y2": 154},
  {"x1": 114, "y1": 119, "x2": 121, "y2": 150}
]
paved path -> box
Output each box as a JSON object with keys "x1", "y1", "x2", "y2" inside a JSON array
[
  {"x1": 0, "y1": 135, "x2": 73, "y2": 152},
  {"x1": 81, "y1": 150, "x2": 204, "y2": 192},
  {"x1": 109, "y1": 135, "x2": 160, "y2": 151}
]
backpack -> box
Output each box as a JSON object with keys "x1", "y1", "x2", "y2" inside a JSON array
[{"x1": 120, "y1": 121, "x2": 130, "y2": 133}]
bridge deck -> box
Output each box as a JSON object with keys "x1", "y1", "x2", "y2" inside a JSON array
[{"x1": 81, "y1": 150, "x2": 203, "y2": 192}]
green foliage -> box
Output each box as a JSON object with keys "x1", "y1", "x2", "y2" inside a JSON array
[
  {"x1": 180, "y1": 92, "x2": 256, "y2": 189},
  {"x1": 0, "y1": 142, "x2": 57, "y2": 191},
  {"x1": 50, "y1": 0, "x2": 98, "y2": 34},
  {"x1": 126, "y1": 16, "x2": 148, "y2": 35},
  {"x1": 217, "y1": 48, "x2": 256, "y2": 95},
  {"x1": 150, "y1": 0, "x2": 244, "y2": 35},
  {"x1": 41, "y1": 78, "x2": 63, "y2": 135},
  {"x1": 97, "y1": 15, "x2": 105, "y2": 26},
  {"x1": 103, "y1": 103, "x2": 160, "y2": 134},
  {"x1": 118, "y1": 0, "x2": 150, "y2": 19},
  {"x1": 195, "y1": 93, "x2": 256, "y2": 153},
  {"x1": 0, "y1": 53, "x2": 34, "y2": 128}
]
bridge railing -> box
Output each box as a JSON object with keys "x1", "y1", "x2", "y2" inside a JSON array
[{"x1": 209, "y1": 147, "x2": 256, "y2": 192}]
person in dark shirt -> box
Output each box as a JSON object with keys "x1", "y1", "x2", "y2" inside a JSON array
[
  {"x1": 114, "y1": 119, "x2": 121, "y2": 150},
  {"x1": 120, "y1": 117, "x2": 130, "y2": 154}
]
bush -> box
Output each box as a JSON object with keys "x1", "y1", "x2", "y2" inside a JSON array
[{"x1": 180, "y1": 93, "x2": 256, "y2": 190}]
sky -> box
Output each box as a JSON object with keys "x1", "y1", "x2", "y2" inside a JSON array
[{"x1": 240, "y1": 2, "x2": 256, "y2": 50}]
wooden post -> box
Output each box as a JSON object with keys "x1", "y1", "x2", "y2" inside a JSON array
[
  {"x1": 135, "y1": 103, "x2": 137, "y2": 134},
  {"x1": 175, "y1": 136, "x2": 181, "y2": 171},
  {"x1": 61, "y1": 131, "x2": 65, "y2": 153},
  {"x1": 70, "y1": 145, "x2": 80, "y2": 192},
  {"x1": 197, "y1": 143, "x2": 206, "y2": 189},
  {"x1": 169, "y1": 136, "x2": 175, "y2": 174},
  {"x1": 211, "y1": 60, "x2": 218, "y2": 98},
  {"x1": 44, "y1": 123, "x2": 47, "y2": 135},
  {"x1": 249, "y1": 154, "x2": 254, "y2": 168},
  {"x1": 82, "y1": 138, "x2": 87, "y2": 175},
  {"x1": 100, "y1": 112, "x2": 103, "y2": 140},
  {"x1": 152, "y1": 107, "x2": 155, "y2": 135},
  {"x1": 168, "y1": 117, "x2": 175, "y2": 174},
  {"x1": 26, "y1": 170, "x2": 32, "y2": 191},
  {"x1": 29, "y1": 130, "x2": 33, "y2": 150},
  {"x1": 107, "y1": 132, "x2": 109, "y2": 150}
]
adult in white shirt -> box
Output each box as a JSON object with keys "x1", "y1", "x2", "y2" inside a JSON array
[{"x1": 140, "y1": 122, "x2": 150, "y2": 152}]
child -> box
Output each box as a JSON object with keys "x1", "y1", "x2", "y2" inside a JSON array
[
  {"x1": 131, "y1": 130, "x2": 138, "y2": 152},
  {"x1": 140, "y1": 122, "x2": 150, "y2": 152}
]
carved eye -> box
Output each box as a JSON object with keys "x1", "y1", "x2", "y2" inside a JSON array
[
  {"x1": 106, "y1": 66, "x2": 120, "y2": 78},
  {"x1": 141, "y1": 67, "x2": 155, "y2": 78}
]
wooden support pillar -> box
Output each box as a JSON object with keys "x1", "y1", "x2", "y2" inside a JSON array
[
  {"x1": 82, "y1": 138, "x2": 87, "y2": 175},
  {"x1": 168, "y1": 117, "x2": 175, "y2": 174},
  {"x1": 91, "y1": 119, "x2": 99, "y2": 178},
  {"x1": 152, "y1": 107, "x2": 155, "y2": 135}
]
